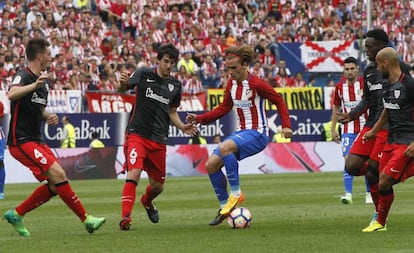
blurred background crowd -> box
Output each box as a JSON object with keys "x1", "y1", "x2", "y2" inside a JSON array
[{"x1": 0, "y1": 0, "x2": 413, "y2": 94}]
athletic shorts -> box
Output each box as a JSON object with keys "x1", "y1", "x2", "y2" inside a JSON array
[
  {"x1": 9, "y1": 142, "x2": 57, "y2": 182},
  {"x1": 123, "y1": 133, "x2": 166, "y2": 183},
  {"x1": 379, "y1": 143, "x2": 414, "y2": 183},
  {"x1": 221, "y1": 129, "x2": 268, "y2": 160},
  {"x1": 349, "y1": 126, "x2": 388, "y2": 162},
  {"x1": 341, "y1": 133, "x2": 357, "y2": 157}
]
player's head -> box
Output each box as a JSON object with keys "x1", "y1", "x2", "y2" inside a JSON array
[
  {"x1": 225, "y1": 45, "x2": 255, "y2": 82},
  {"x1": 365, "y1": 29, "x2": 389, "y2": 61},
  {"x1": 26, "y1": 38, "x2": 51, "y2": 70},
  {"x1": 156, "y1": 43, "x2": 179, "y2": 78},
  {"x1": 343, "y1": 56, "x2": 358, "y2": 83},
  {"x1": 375, "y1": 47, "x2": 399, "y2": 79}
]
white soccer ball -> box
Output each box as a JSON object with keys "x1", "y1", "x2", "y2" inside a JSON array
[{"x1": 227, "y1": 207, "x2": 252, "y2": 229}]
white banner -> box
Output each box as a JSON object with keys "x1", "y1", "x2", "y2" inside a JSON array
[
  {"x1": 300, "y1": 40, "x2": 358, "y2": 72},
  {"x1": 47, "y1": 90, "x2": 82, "y2": 113}
]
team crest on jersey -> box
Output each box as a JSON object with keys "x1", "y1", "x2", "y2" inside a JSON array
[
  {"x1": 245, "y1": 89, "x2": 252, "y2": 99},
  {"x1": 12, "y1": 75, "x2": 21, "y2": 85},
  {"x1": 394, "y1": 90, "x2": 400, "y2": 99},
  {"x1": 168, "y1": 83, "x2": 174, "y2": 92}
]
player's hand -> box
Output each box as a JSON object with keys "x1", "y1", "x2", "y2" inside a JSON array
[
  {"x1": 186, "y1": 113, "x2": 198, "y2": 125},
  {"x1": 182, "y1": 123, "x2": 198, "y2": 136},
  {"x1": 120, "y1": 71, "x2": 131, "y2": 85},
  {"x1": 332, "y1": 131, "x2": 340, "y2": 143},
  {"x1": 362, "y1": 130, "x2": 375, "y2": 143},
  {"x1": 336, "y1": 112, "x2": 351, "y2": 123},
  {"x1": 36, "y1": 71, "x2": 49, "y2": 88},
  {"x1": 282, "y1": 128, "x2": 293, "y2": 138},
  {"x1": 404, "y1": 141, "x2": 414, "y2": 157},
  {"x1": 45, "y1": 113, "x2": 59, "y2": 126}
]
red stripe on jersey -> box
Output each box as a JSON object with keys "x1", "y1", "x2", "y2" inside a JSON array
[
  {"x1": 249, "y1": 88, "x2": 259, "y2": 130},
  {"x1": 235, "y1": 83, "x2": 246, "y2": 129}
]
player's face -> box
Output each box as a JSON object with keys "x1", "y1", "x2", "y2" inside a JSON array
[
  {"x1": 40, "y1": 48, "x2": 52, "y2": 70},
  {"x1": 226, "y1": 57, "x2": 247, "y2": 82},
  {"x1": 364, "y1": 37, "x2": 383, "y2": 62},
  {"x1": 375, "y1": 57, "x2": 389, "y2": 79},
  {"x1": 343, "y1": 62, "x2": 358, "y2": 83},
  {"x1": 157, "y1": 54, "x2": 176, "y2": 78}
]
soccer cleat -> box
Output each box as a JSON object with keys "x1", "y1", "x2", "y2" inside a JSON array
[
  {"x1": 209, "y1": 209, "x2": 228, "y2": 226},
  {"x1": 141, "y1": 198, "x2": 159, "y2": 223},
  {"x1": 220, "y1": 192, "x2": 245, "y2": 215},
  {"x1": 119, "y1": 216, "x2": 132, "y2": 231},
  {"x1": 365, "y1": 192, "x2": 373, "y2": 204},
  {"x1": 4, "y1": 209, "x2": 30, "y2": 237},
  {"x1": 83, "y1": 214, "x2": 106, "y2": 233},
  {"x1": 340, "y1": 193, "x2": 353, "y2": 204},
  {"x1": 362, "y1": 220, "x2": 387, "y2": 232}
]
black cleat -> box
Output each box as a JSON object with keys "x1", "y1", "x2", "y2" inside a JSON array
[
  {"x1": 209, "y1": 209, "x2": 228, "y2": 226},
  {"x1": 143, "y1": 204, "x2": 159, "y2": 223}
]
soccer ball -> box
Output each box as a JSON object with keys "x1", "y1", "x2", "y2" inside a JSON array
[{"x1": 227, "y1": 207, "x2": 252, "y2": 229}]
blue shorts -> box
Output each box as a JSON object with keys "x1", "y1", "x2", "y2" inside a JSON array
[
  {"x1": 218, "y1": 129, "x2": 268, "y2": 160},
  {"x1": 341, "y1": 133, "x2": 357, "y2": 157}
]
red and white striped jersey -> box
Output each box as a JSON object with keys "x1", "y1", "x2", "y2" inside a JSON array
[
  {"x1": 197, "y1": 74, "x2": 291, "y2": 135},
  {"x1": 333, "y1": 78, "x2": 367, "y2": 134}
]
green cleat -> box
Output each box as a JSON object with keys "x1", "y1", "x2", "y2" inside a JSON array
[
  {"x1": 220, "y1": 192, "x2": 245, "y2": 215},
  {"x1": 4, "y1": 209, "x2": 30, "y2": 237},
  {"x1": 362, "y1": 220, "x2": 387, "y2": 232},
  {"x1": 84, "y1": 214, "x2": 106, "y2": 233}
]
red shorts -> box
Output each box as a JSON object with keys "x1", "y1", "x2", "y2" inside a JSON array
[
  {"x1": 123, "y1": 133, "x2": 166, "y2": 183},
  {"x1": 380, "y1": 143, "x2": 414, "y2": 182},
  {"x1": 349, "y1": 126, "x2": 388, "y2": 162},
  {"x1": 9, "y1": 142, "x2": 58, "y2": 182}
]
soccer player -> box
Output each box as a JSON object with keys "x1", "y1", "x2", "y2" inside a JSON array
[
  {"x1": 0, "y1": 101, "x2": 5, "y2": 200},
  {"x1": 186, "y1": 45, "x2": 292, "y2": 226},
  {"x1": 3, "y1": 38, "x2": 105, "y2": 237},
  {"x1": 361, "y1": 47, "x2": 414, "y2": 232},
  {"x1": 337, "y1": 29, "x2": 410, "y2": 224},
  {"x1": 331, "y1": 57, "x2": 371, "y2": 205},
  {"x1": 118, "y1": 43, "x2": 197, "y2": 230}
]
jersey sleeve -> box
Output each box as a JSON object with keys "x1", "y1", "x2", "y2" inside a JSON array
[
  {"x1": 333, "y1": 84, "x2": 341, "y2": 106},
  {"x1": 128, "y1": 67, "x2": 146, "y2": 87},
  {"x1": 255, "y1": 79, "x2": 291, "y2": 129},
  {"x1": 196, "y1": 83, "x2": 233, "y2": 124}
]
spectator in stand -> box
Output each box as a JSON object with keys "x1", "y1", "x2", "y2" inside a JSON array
[
  {"x1": 177, "y1": 51, "x2": 199, "y2": 76},
  {"x1": 274, "y1": 67, "x2": 294, "y2": 88},
  {"x1": 259, "y1": 48, "x2": 277, "y2": 77},
  {"x1": 249, "y1": 61, "x2": 265, "y2": 79},
  {"x1": 200, "y1": 54, "x2": 219, "y2": 88},
  {"x1": 292, "y1": 72, "x2": 307, "y2": 88},
  {"x1": 182, "y1": 73, "x2": 203, "y2": 94}
]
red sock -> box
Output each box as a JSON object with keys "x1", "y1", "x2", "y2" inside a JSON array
[
  {"x1": 377, "y1": 190, "x2": 394, "y2": 226},
  {"x1": 359, "y1": 162, "x2": 368, "y2": 176},
  {"x1": 16, "y1": 184, "x2": 54, "y2": 216},
  {"x1": 55, "y1": 181, "x2": 87, "y2": 222},
  {"x1": 141, "y1": 185, "x2": 160, "y2": 207},
  {"x1": 369, "y1": 183, "x2": 379, "y2": 209},
  {"x1": 122, "y1": 180, "x2": 137, "y2": 218}
]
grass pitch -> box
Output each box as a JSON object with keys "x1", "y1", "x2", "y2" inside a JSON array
[{"x1": 1, "y1": 172, "x2": 414, "y2": 253}]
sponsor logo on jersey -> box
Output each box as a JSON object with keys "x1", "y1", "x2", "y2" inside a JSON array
[{"x1": 145, "y1": 87, "x2": 170, "y2": 104}]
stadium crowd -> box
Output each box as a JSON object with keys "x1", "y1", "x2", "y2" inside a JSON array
[{"x1": 0, "y1": 0, "x2": 413, "y2": 93}]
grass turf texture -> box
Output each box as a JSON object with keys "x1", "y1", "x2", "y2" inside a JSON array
[{"x1": 1, "y1": 172, "x2": 413, "y2": 253}]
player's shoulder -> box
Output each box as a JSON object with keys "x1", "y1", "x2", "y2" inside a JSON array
[{"x1": 11, "y1": 68, "x2": 32, "y2": 86}]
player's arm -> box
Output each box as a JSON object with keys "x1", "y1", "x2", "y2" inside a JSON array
[
  {"x1": 169, "y1": 107, "x2": 197, "y2": 136},
  {"x1": 363, "y1": 108, "x2": 388, "y2": 142},
  {"x1": 331, "y1": 105, "x2": 341, "y2": 143},
  {"x1": 187, "y1": 83, "x2": 233, "y2": 125},
  {"x1": 118, "y1": 68, "x2": 144, "y2": 92},
  {"x1": 8, "y1": 72, "x2": 49, "y2": 101},
  {"x1": 347, "y1": 80, "x2": 370, "y2": 121},
  {"x1": 255, "y1": 80, "x2": 292, "y2": 137}
]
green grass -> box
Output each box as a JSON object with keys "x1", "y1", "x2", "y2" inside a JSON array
[{"x1": 1, "y1": 172, "x2": 414, "y2": 253}]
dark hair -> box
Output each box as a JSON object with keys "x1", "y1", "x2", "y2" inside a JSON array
[
  {"x1": 157, "y1": 43, "x2": 179, "y2": 62},
  {"x1": 366, "y1": 29, "x2": 389, "y2": 45},
  {"x1": 26, "y1": 38, "x2": 50, "y2": 61},
  {"x1": 343, "y1": 56, "x2": 358, "y2": 65},
  {"x1": 91, "y1": 131, "x2": 99, "y2": 139}
]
